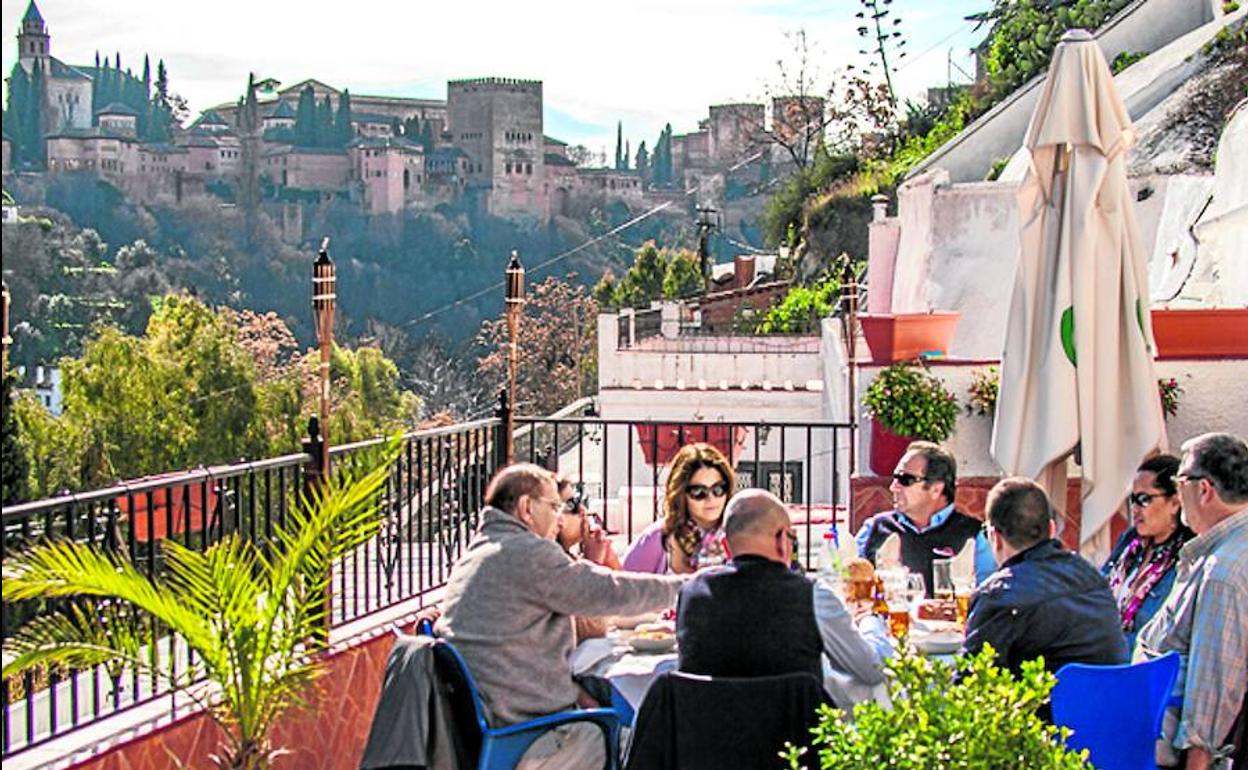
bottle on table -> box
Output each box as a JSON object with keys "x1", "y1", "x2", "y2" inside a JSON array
[{"x1": 818, "y1": 529, "x2": 842, "y2": 586}]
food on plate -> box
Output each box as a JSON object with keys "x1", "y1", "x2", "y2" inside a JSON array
[
  {"x1": 914, "y1": 619, "x2": 963, "y2": 636},
  {"x1": 634, "y1": 621, "x2": 675, "y2": 638},
  {"x1": 916, "y1": 599, "x2": 959, "y2": 622},
  {"x1": 844, "y1": 557, "x2": 877, "y2": 601}
]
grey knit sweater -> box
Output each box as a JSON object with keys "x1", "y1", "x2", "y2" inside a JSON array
[{"x1": 434, "y1": 507, "x2": 683, "y2": 725}]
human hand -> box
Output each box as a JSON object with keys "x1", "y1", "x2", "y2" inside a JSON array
[
  {"x1": 581, "y1": 522, "x2": 612, "y2": 565},
  {"x1": 411, "y1": 606, "x2": 441, "y2": 635}
]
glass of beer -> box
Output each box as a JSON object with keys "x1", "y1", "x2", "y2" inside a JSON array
[
  {"x1": 887, "y1": 605, "x2": 911, "y2": 638},
  {"x1": 953, "y1": 577, "x2": 973, "y2": 626}
]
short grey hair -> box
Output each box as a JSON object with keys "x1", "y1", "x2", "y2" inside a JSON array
[
  {"x1": 722, "y1": 488, "x2": 786, "y2": 544},
  {"x1": 1181, "y1": 432, "x2": 1248, "y2": 505}
]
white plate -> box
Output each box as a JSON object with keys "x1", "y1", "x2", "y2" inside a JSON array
[
  {"x1": 629, "y1": 634, "x2": 676, "y2": 653},
  {"x1": 912, "y1": 631, "x2": 962, "y2": 655}
]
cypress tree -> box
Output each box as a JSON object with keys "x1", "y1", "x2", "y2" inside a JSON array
[
  {"x1": 614, "y1": 121, "x2": 623, "y2": 170},
  {"x1": 27, "y1": 62, "x2": 46, "y2": 167},
  {"x1": 336, "y1": 90, "x2": 354, "y2": 146},
  {"x1": 7, "y1": 65, "x2": 29, "y2": 164},
  {"x1": 635, "y1": 140, "x2": 649, "y2": 185},
  {"x1": 294, "y1": 85, "x2": 316, "y2": 146},
  {"x1": 316, "y1": 94, "x2": 333, "y2": 147},
  {"x1": 624, "y1": 139, "x2": 630, "y2": 171}
]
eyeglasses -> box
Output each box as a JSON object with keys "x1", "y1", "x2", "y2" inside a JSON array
[
  {"x1": 1128, "y1": 491, "x2": 1166, "y2": 508},
  {"x1": 1175, "y1": 473, "x2": 1207, "y2": 486},
  {"x1": 686, "y1": 482, "x2": 728, "y2": 501},
  {"x1": 562, "y1": 494, "x2": 588, "y2": 514},
  {"x1": 892, "y1": 472, "x2": 929, "y2": 488},
  {"x1": 532, "y1": 496, "x2": 562, "y2": 511}
]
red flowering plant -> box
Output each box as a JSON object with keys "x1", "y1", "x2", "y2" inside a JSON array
[{"x1": 1158, "y1": 377, "x2": 1182, "y2": 419}]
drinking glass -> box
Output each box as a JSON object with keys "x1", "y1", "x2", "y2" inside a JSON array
[
  {"x1": 905, "y1": 573, "x2": 927, "y2": 605},
  {"x1": 932, "y1": 558, "x2": 955, "y2": 600}
]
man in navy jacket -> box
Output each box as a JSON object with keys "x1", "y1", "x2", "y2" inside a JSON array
[{"x1": 964, "y1": 477, "x2": 1128, "y2": 674}]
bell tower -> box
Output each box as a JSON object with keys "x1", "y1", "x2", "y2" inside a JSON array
[{"x1": 18, "y1": 1, "x2": 50, "y2": 70}]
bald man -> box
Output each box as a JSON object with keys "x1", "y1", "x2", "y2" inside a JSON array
[{"x1": 675, "y1": 489, "x2": 893, "y2": 707}]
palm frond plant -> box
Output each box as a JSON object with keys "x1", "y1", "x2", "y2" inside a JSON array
[{"x1": 2, "y1": 437, "x2": 402, "y2": 770}]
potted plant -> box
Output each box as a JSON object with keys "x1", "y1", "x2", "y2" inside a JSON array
[
  {"x1": 966, "y1": 365, "x2": 1000, "y2": 416},
  {"x1": 783, "y1": 646, "x2": 1090, "y2": 770},
  {"x1": 858, "y1": 310, "x2": 961, "y2": 364},
  {"x1": 2, "y1": 440, "x2": 401, "y2": 770},
  {"x1": 862, "y1": 361, "x2": 959, "y2": 474}
]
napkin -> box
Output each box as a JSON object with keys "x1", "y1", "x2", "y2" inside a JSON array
[
  {"x1": 569, "y1": 637, "x2": 618, "y2": 675},
  {"x1": 876, "y1": 533, "x2": 902, "y2": 570},
  {"x1": 950, "y1": 537, "x2": 976, "y2": 584}
]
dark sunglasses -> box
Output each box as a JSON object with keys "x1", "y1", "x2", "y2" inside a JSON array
[
  {"x1": 562, "y1": 494, "x2": 588, "y2": 514},
  {"x1": 686, "y1": 483, "x2": 729, "y2": 501},
  {"x1": 892, "y1": 472, "x2": 929, "y2": 488},
  {"x1": 1127, "y1": 491, "x2": 1166, "y2": 508}
]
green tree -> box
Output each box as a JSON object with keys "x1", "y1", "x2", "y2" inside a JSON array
[
  {"x1": 661, "y1": 249, "x2": 703, "y2": 299},
  {"x1": 614, "y1": 121, "x2": 624, "y2": 170},
  {"x1": 294, "y1": 85, "x2": 316, "y2": 147},
  {"x1": 1, "y1": 372, "x2": 31, "y2": 504},
  {"x1": 315, "y1": 95, "x2": 334, "y2": 147},
  {"x1": 5, "y1": 64, "x2": 30, "y2": 165},
  {"x1": 26, "y1": 62, "x2": 47, "y2": 168},
  {"x1": 755, "y1": 273, "x2": 841, "y2": 334},
  {"x1": 635, "y1": 140, "x2": 649, "y2": 185},
  {"x1": 2, "y1": 441, "x2": 400, "y2": 770},
  {"x1": 334, "y1": 89, "x2": 354, "y2": 146}
]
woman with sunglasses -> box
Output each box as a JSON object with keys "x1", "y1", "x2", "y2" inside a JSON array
[
  {"x1": 1101, "y1": 454, "x2": 1195, "y2": 650},
  {"x1": 556, "y1": 476, "x2": 621, "y2": 570},
  {"x1": 623, "y1": 443, "x2": 735, "y2": 574}
]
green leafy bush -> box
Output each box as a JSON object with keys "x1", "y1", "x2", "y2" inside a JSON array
[
  {"x1": 1111, "y1": 50, "x2": 1148, "y2": 73},
  {"x1": 784, "y1": 645, "x2": 1091, "y2": 770},
  {"x1": 863, "y1": 361, "x2": 959, "y2": 441},
  {"x1": 755, "y1": 275, "x2": 842, "y2": 334}
]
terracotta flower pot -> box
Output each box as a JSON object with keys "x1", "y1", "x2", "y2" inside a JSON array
[
  {"x1": 859, "y1": 312, "x2": 961, "y2": 364},
  {"x1": 869, "y1": 421, "x2": 914, "y2": 476},
  {"x1": 1151, "y1": 308, "x2": 1248, "y2": 359}
]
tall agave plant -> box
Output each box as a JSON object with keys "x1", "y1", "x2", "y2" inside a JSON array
[{"x1": 2, "y1": 439, "x2": 401, "y2": 770}]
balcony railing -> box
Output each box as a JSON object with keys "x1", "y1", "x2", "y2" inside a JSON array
[{"x1": 0, "y1": 414, "x2": 851, "y2": 759}]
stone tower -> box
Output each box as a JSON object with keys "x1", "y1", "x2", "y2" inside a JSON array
[
  {"x1": 17, "y1": 0, "x2": 50, "y2": 70},
  {"x1": 446, "y1": 77, "x2": 547, "y2": 219}
]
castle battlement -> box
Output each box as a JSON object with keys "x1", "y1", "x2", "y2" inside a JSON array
[{"x1": 448, "y1": 77, "x2": 542, "y2": 92}]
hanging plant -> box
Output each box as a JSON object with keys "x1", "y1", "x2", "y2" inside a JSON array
[
  {"x1": 1158, "y1": 377, "x2": 1183, "y2": 419},
  {"x1": 966, "y1": 365, "x2": 1000, "y2": 416}
]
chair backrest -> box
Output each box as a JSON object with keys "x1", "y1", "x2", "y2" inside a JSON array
[
  {"x1": 429, "y1": 639, "x2": 488, "y2": 766},
  {"x1": 1051, "y1": 651, "x2": 1180, "y2": 770},
  {"x1": 625, "y1": 670, "x2": 825, "y2": 770}
]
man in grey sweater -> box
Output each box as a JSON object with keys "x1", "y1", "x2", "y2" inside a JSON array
[{"x1": 435, "y1": 463, "x2": 683, "y2": 769}]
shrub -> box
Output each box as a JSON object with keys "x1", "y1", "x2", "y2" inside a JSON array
[
  {"x1": 755, "y1": 275, "x2": 842, "y2": 334},
  {"x1": 863, "y1": 361, "x2": 959, "y2": 441},
  {"x1": 784, "y1": 645, "x2": 1091, "y2": 770},
  {"x1": 1158, "y1": 377, "x2": 1183, "y2": 419}
]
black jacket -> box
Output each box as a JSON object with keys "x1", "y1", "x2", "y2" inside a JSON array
[{"x1": 964, "y1": 539, "x2": 1128, "y2": 674}]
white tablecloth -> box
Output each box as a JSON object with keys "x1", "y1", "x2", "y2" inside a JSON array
[{"x1": 570, "y1": 633, "x2": 678, "y2": 708}]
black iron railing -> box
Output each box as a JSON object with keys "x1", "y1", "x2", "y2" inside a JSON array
[
  {"x1": 513, "y1": 417, "x2": 852, "y2": 571},
  {"x1": 0, "y1": 452, "x2": 309, "y2": 757},
  {"x1": 0, "y1": 414, "x2": 851, "y2": 758}
]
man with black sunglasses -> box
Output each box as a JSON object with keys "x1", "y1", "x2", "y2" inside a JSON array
[{"x1": 854, "y1": 441, "x2": 993, "y2": 595}]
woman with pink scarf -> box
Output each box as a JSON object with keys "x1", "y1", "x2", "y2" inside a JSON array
[{"x1": 1101, "y1": 454, "x2": 1194, "y2": 651}]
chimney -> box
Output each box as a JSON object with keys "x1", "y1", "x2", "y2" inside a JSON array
[
  {"x1": 871, "y1": 193, "x2": 890, "y2": 222},
  {"x1": 734, "y1": 255, "x2": 756, "y2": 289}
]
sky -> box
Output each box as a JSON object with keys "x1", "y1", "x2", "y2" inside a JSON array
[{"x1": 3, "y1": 0, "x2": 991, "y2": 158}]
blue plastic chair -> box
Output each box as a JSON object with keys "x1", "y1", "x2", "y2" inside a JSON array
[
  {"x1": 417, "y1": 621, "x2": 622, "y2": 770},
  {"x1": 1051, "y1": 652, "x2": 1181, "y2": 770}
]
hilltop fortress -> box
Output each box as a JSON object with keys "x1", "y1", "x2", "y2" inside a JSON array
[{"x1": 3, "y1": 1, "x2": 798, "y2": 224}]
